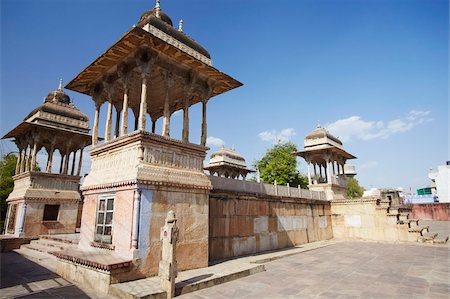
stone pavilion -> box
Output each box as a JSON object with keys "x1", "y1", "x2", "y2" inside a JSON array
[
  {"x1": 204, "y1": 146, "x2": 254, "y2": 180},
  {"x1": 53, "y1": 0, "x2": 242, "y2": 288},
  {"x1": 294, "y1": 123, "x2": 356, "y2": 200},
  {"x1": 2, "y1": 80, "x2": 91, "y2": 237}
]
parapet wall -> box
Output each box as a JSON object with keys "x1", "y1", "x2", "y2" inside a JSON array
[
  {"x1": 411, "y1": 203, "x2": 450, "y2": 221},
  {"x1": 209, "y1": 177, "x2": 332, "y2": 261}
]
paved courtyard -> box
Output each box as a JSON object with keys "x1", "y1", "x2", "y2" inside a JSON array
[
  {"x1": 1, "y1": 240, "x2": 449, "y2": 298},
  {"x1": 180, "y1": 241, "x2": 450, "y2": 299}
]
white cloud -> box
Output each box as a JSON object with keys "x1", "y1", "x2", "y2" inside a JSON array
[
  {"x1": 258, "y1": 128, "x2": 296, "y2": 143},
  {"x1": 206, "y1": 136, "x2": 225, "y2": 148},
  {"x1": 326, "y1": 110, "x2": 433, "y2": 142}
]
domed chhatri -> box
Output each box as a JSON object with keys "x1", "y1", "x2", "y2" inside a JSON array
[
  {"x1": 205, "y1": 146, "x2": 254, "y2": 180},
  {"x1": 294, "y1": 122, "x2": 356, "y2": 200},
  {"x1": 1, "y1": 80, "x2": 92, "y2": 238}
]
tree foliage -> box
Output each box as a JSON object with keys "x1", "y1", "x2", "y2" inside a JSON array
[
  {"x1": 0, "y1": 153, "x2": 17, "y2": 229},
  {"x1": 255, "y1": 142, "x2": 308, "y2": 188},
  {"x1": 347, "y1": 177, "x2": 365, "y2": 199}
]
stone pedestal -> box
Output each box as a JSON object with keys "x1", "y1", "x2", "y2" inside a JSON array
[
  {"x1": 309, "y1": 182, "x2": 347, "y2": 201},
  {"x1": 77, "y1": 131, "x2": 210, "y2": 278},
  {"x1": 159, "y1": 211, "x2": 179, "y2": 299},
  {"x1": 5, "y1": 172, "x2": 81, "y2": 237}
]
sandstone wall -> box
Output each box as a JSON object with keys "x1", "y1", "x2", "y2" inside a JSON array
[
  {"x1": 209, "y1": 191, "x2": 332, "y2": 261},
  {"x1": 411, "y1": 203, "x2": 450, "y2": 221},
  {"x1": 330, "y1": 199, "x2": 416, "y2": 242},
  {"x1": 23, "y1": 201, "x2": 79, "y2": 237}
]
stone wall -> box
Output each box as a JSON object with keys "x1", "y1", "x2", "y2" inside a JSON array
[
  {"x1": 330, "y1": 199, "x2": 417, "y2": 242},
  {"x1": 79, "y1": 185, "x2": 209, "y2": 277},
  {"x1": 23, "y1": 201, "x2": 79, "y2": 237},
  {"x1": 411, "y1": 203, "x2": 450, "y2": 221},
  {"x1": 209, "y1": 190, "x2": 332, "y2": 261}
]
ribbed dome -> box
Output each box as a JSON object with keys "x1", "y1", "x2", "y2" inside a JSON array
[
  {"x1": 44, "y1": 80, "x2": 71, "y2": 105},
  {"x1": 305, "y1": 124, "x2": 342, "y2": 145},
  {"x1": 210, "y1": 147, "x2": 246, "y2": 164},
  {"x1": 139, "y1": 8, "x2": 173, "y2": 26},
  {"x1": 24, "y1": 80, "x2": 88, "y2": 122},
  {"x1": 137, "y1": 7, "x2": 211, "y2": 59}
]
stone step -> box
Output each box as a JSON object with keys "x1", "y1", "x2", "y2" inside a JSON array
[
  {"x1": 433, "y1": 235, "x2": 449, "y2": 244},
  {"x1": 408, "y1": 226, "x2": 429, "y2": 234},
  {"x1": 33, "y1": 238, "x2": 77, "y2": 251},
  {"x1": 22, "y1": 243, "x2": 60, "y2": 255},
  {"x1": 40, "y1": 234, "x2": 80, "y2": 245},
  {"x1": 419, "y1": 232, "x2": 438, "y2": 243},
  {"x1": 14, "y1": 246, "x2": 57, "y2": 272}
]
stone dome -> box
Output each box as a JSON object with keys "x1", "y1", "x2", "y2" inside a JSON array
[
  {"x1": 136, "y1": 6, "x2": 211, "y2": 59},
  {"x1": 209, "y1": 147, "x2": 247, "y2": 168},
  {"x1": 305, "y1": 123, "x2": 342, "y2": 145},
  {"x1": 44, "y1": 79, "x2": 71, "y2": 104},
  {"x1": 24, "y1": 80, "x2": 88, "y2": 122},
  {"x1": 139, "y1": 8, "x2": 173, "y2": 26}
]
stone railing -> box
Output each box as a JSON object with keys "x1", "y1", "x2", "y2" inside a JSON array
[{"x1": 209, "y1": 176, "x2": 326, "y2": 200}]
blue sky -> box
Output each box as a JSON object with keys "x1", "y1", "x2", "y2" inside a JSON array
[{"x1": 1, "y1": 0, "x2": 448, "y2": 193}]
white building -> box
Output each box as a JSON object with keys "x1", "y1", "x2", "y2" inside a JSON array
[{"x1": 428, "y1": 161, "x2": 450, "y2": 202}]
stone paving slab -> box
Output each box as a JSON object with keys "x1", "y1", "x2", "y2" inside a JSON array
[
  {"x1": 109, "y1": 239, "x2": 339, "y2": 299},
  {"x1": 178, "y1": 241, "x2": 450, "y2": 299},
  {"x1": 0, "y1": 252, "x2": 116, "y2": 299}
]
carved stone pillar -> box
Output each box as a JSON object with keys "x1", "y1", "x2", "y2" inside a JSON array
[
  {"x1": 132, "y1": 189, "x2": 141, "y2": 257},
  {"x1": 71, "y1": 150, "x2": 77, "y2": 175},
  {"x1": 15, "y1": 149, "x2": 22, "y2": 174},
  {"x1": 46, "y1": 145, "x2": 54, "y2": 173},
  {"x1": 136, "y1": 50, "x2": 155, "y2": 131},
  {"x1": 25, "y1": 145, "x2": 32, "y2": 172},
  {"x1": 182, "y1": 100, "x2": 189, "y2": 143},
  {"x1": 20, "y1": 147, "x2": 27, "y2": 173},
  {"x1": 92, "y1": 102, "x2": 101, "y2": 146},
  {"x1": 200, "y1": 83, "x2": 213, "y2": 147},
  {"x1": 307, "y1": 160, "x2": 312, "y2": 185},
  {"x1": 114, "y1": 105, "x2": 121, "y2": 139},
  {"x1": 63, "y1": 149, "x2": 70, "y2": 175},
  {"x1": 59, "y1": 150, "x2": 64, "y2": 174},
  {"x1": 30, "y1": 142, "x2": 38, "y2": 171},
  {"x1": 77, "y1": 148, "x2": 84, "y2": 176},
  {"x1": 200, "y1": 100, "x2": 207, "y2": 146},
  {"x1": 162, "y1": 71, "x2": 173, "y2": 137},
  {"x1": 118, "y1": 62, "x2": 132, "y2": 136},
  {"x1": 104, "y1": 101, "x2": 113, "y2": 142},
  {"x1": 18, "y1": 203, "x2": 27, "y2": 237},
  {"x1": 182, "y1": 72, "x2": 197, "y2": 143},
  {"x1": 138, "y1": 76, "x2": 148, "y2": 130}
]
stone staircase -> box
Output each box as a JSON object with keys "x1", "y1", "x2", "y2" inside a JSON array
[
  {"x1": 14, "y1": 234, "x2": 80, "y2": 270},
  {"x1": 377, "y1": 199, "x2": 448, "y2": 244}
]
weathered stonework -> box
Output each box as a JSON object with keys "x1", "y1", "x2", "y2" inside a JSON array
[
  {"x1": 5, "y1": 172, "x2": 81, "y2": 237},
  {"x1": 209, "y1": 185, "x2": 333, "y2": 261}
]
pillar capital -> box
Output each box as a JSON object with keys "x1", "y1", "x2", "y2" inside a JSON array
[
  {"x1": 117, "y1": 60, "x2": 133, "y2": 90},
  {"x1": 135, "y1": 47, "x2": 157, "y2": 78}
]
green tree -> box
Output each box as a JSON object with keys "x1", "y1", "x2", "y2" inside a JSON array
[
  {"x1": 254, "y1": 142, "x2": 308, "y2": 188},
  {"x1": 347, "y1": 177, "x2": 365, "y2": 199},
  {"x1": 0, "y1": 153, "x2": 18, "y2": 230}
]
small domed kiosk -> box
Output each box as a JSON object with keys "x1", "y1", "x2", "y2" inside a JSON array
[
  {"x1": 205, "y1": 147, "x2": 254, "y2": 180},
  {"x1": 294, "y1": 123, "x2": 356, "y2": 200},
  {"x1": 2, "y1": 80, "x2": 91, "y2": 237}
]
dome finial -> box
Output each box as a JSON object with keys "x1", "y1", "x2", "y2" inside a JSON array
[
  {"x1": 58, "y1": 79, "x2": 63, "y2": 91},
  {"x1": 178, "y1": 19, "x2": 183, "y2": 32},
  {"x1": 317, "y1": 120, "x2": 321, "y2": 128},
  {"x1": 155, "y1": 0, "x2": 161, "y2": 18}
]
